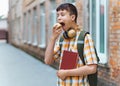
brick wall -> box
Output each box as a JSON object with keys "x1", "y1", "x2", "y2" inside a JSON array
[
  {"x1": 109, "y1": 0, "x2": 120, "y2": 85},
  {"x1": 96, "y1": 0, "x2": 120, "y2": 86}
]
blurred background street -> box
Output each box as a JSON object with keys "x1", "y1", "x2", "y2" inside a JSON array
[{"x1": 0, "y1": 42, "x2": 57, "y2": 86}]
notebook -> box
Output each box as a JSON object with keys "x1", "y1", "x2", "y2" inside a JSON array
[{"x1": 60, "y1": 50, "x2": 78, "y2": 69}]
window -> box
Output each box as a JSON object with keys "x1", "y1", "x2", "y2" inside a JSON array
[
  {"x1": 28, "y1": 11, "x2": 32, "y2": 44},
  {"x1": 15, "y1": 18, "x2": 21, "y2": 43},
  {"x1": 65, "y1": 0, "x2": 75, "y2": 3},
  {"x1": 23, "y1": 13, "x2": 27, "y2": 43},
  {"x1": 89, "y1": 0, "x2": 108, "y2": 64},
  {"x1": 39, "y1": 3, "x2": 46, "y2": 48},
  {"x1": 89, "y1": 0, "x2": 96, "y2": 44},
  {"x1": 65, "y1": 0, "x2": 75, "y2": 5},
  {"x1": 49, "y1": 0, "x2": 56, "y2": 36},
  {"x1": 33, "y1": 7, "x2": 38, "y2": 46}
]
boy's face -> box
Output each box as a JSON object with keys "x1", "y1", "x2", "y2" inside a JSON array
[{"x1": 57, "y1": 9, "x2": 75, "y2": 31}]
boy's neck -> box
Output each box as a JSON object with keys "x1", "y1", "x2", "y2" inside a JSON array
[{"x1": 71, "y1": 22, "x2": 78, "y2": 30}]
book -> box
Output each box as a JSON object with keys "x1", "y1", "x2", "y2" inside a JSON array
[{"x1": 60, "y1": 50, "x2": 78, "y2": 70}]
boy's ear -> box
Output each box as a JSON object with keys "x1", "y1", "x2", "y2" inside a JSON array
[{"x1": 71, "y1": 15, "x2": 75, "y2": 21}]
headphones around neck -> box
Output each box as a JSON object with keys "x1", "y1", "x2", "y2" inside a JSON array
[{"x1": 63, "y1": 28, "x2": 76, "y2": 39}]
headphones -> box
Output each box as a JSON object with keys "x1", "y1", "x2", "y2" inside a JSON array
[{"x1": 63, "y1": 28, "x2": 76, "y2": 39}]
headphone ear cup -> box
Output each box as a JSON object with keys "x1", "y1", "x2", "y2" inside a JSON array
[
  {"x1": 63, "y1": 29, "x2": 76, "y2": 39},
  {"x1": 68, "y1": 29, "x2": 76, "y2": 38},
  {"x1": 63, "y1": 31, "x2": 69, "y2": 39}
]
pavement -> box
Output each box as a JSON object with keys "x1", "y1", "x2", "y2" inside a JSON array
[{"x1": 0, "y1": 42, "x2": 57, "y2": 86}]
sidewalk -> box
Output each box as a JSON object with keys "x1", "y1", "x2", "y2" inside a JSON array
[{"x1": 0, "y1": 43, "x2": 57, "y2": 86}]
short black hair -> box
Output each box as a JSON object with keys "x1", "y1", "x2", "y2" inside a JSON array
[{"x1": 56, "y1": 3, "x2": 78, "y2": 23}]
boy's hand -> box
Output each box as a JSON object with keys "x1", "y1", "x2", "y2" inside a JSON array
[
  {"x1": 57, "y1": 69, "x2": 67, "y2": 80},
  {"x1": 52, "y1": 23, "x2": 62, "y2": 40}
]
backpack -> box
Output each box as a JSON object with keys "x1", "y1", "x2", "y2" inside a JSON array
[
  {"x1": 77, "y1": 30, "x2": 100, "y2": 86},
  {"x1": 59, "y1": 30, "x2": 100, "y2": 86}
]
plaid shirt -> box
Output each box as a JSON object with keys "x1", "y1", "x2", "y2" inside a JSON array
[{"x1": 53, "y1": 30, "x2": 98, "y2": 86}]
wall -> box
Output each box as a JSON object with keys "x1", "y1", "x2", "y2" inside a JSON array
[
  {"x1": 97, "y1": 0, "x2": 120, "y2": 86},
  {"x1": 109, "y1": 0, "x2": 120, "y2": 85}
]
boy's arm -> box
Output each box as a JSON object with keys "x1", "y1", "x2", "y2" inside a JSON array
[
  {"x1": 44, "y1": 37, "x2": 56, "y2": 65},
  {"x1": 44, "y1": 23, "x2": 62, "y2": 65},
  {"x1": 57, "y1": 64, "x2": 97, "y2": 79}
]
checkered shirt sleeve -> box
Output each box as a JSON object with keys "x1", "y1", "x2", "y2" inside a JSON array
[{"x1": 84, "y1": 34, "x2": 98, "y2": 65}]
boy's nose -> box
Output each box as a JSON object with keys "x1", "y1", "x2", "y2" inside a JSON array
[
  {"x1": 57, "y1": 17, "x2": 61, "y2": 21},
  {"x1": 57, "y1": 16, "x2": 62, "y2": 22}
]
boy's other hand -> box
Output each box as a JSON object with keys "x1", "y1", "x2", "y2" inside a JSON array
[{"x1": 57, "y1": 69, "x2": 67, "y2": 81}]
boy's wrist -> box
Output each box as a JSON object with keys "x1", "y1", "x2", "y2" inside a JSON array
[
  {"x1": 64, "y1": 70, "x2": 70, "y2": 77},
  {"x1": 50, "y1": 37, "x2": 56, "y2": 41}
]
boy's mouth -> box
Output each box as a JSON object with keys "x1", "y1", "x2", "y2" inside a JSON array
[
  {"x1": 60, "y1": 22, "x2": 66, "y2": 30},
  {"x1": 60, "y1": 22, "x2": 65, "y2": 26}
]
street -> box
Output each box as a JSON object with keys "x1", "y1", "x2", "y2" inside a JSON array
[{"x1": 0, "y1": 42, "x2": 57, "y2": 86}]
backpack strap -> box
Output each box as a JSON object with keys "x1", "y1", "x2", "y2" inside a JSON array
[
  {"x1": 77, "y1": 31, "x2": 100, "y2": 65},
  {"x1": 59, "y1": 37, "x2": 64, "y2": 53},
  {"x1": 77, "y1": 31, "x2": 100, "y2": 86},
  {"x1": 77, "y1": 30, "x2": 89, "y2": 65}
]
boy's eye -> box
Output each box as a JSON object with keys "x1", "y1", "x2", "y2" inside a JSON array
[
  {"x1": 60, "y1": 12, "x2": 65, "y2": 16},
  {"x1": 57, "y1": 13, "x2": 65, "y2": 18}
]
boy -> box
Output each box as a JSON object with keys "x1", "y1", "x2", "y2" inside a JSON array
[{"x1": 45, "y1": 3, "x2": 98, "y2": 86}]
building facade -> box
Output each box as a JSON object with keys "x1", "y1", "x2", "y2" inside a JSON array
[{"x1": 8, "y1": 0, "x2": 120, "y2": 86}]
